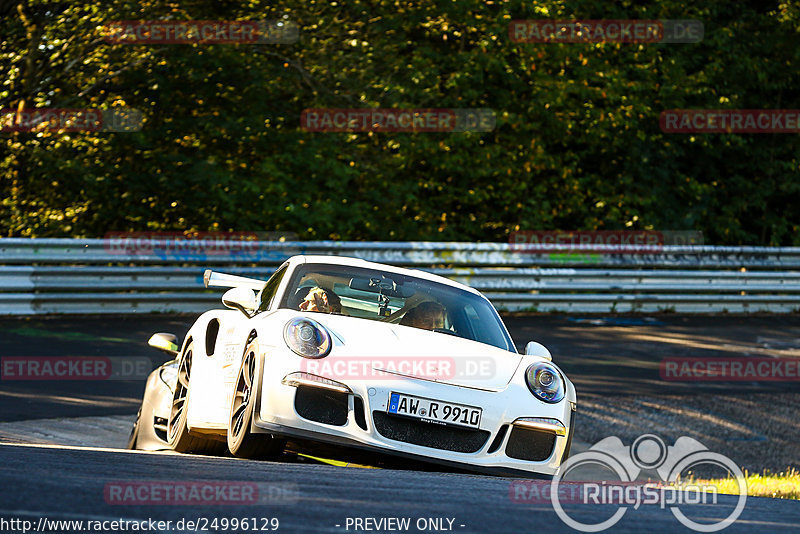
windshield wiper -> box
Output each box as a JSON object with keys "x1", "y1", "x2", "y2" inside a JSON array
[{"x1": 433, "y1": 328, "x2": 460, "y2": 338}]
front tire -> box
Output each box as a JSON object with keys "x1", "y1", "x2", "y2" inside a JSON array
[
  {"x1": 227, "y1": 338, "x2": 284, "y2": 459},
  {"x1": 168, "y1": 342, "x2": 225, "y2": 454}
]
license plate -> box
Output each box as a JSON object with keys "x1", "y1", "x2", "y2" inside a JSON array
[{"x1": 387, "y1": 392, "x2": 482, "y2": 430}]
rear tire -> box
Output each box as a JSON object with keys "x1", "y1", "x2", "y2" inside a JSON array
[
  {"x1": 167, "y1": 342, "x2": 225, "y2": 454},
  {"x1": 227, "y1": 338, "x2": 284, "y2": 459}
]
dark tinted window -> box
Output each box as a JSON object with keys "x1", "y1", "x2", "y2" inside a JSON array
[
  {"x1": 257, "y1": 265, "x2": 288, "y2": 312},
  {"x1": 279, "y1": 263, "x2": 515, "y2": 352}
]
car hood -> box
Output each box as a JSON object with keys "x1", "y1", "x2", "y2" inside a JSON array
[{"x1": 309, "y1": 313, "x2": 523, "y2": 391}]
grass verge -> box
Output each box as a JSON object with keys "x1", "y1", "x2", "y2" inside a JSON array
[{"x1": 686, "y1": 468, "x2": 799, "y2": 500}]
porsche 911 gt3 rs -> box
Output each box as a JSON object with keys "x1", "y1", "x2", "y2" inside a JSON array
[{"x1": 128, "y1": 255, "x2": 577, "y2": 477}]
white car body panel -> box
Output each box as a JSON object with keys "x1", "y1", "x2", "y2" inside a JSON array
[{"x1": 137, "y1": 254, "x2": 577, "y2": 477}]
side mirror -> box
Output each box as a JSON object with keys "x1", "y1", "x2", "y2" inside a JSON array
[
  {"x1": 525, "y1": 341, "x2": 552, "y2": 361},
  {"x1": 148, "y1": 333, "x2": 179, "y2": 357},
  {"x1": 222, "y1": 287, "x2": 257, "y2": 316}
]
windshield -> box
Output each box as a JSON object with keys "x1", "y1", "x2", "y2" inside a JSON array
[{"x1": 279, "y1": 263, "x2": 515, "y2": 353}]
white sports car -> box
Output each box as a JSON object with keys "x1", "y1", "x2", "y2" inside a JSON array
[{"x1": 128, "y1": 255, "x2": 577, "y2": 477}]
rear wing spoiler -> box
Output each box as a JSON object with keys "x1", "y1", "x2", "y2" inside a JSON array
[{"x1": 203, "y1": 270, "x2": 266, "y2": 291}]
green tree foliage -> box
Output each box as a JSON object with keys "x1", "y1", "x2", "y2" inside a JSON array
[{"x1": 1, "y1": 0, "x2": 798, "y2": 243}]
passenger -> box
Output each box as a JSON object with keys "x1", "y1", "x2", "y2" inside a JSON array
[
  {"x1": 298, "y1": 286, "x2": 342, "y2": 314},
  {"x1": 400, "y1": 301, "x2": 445, "y2": 330}
]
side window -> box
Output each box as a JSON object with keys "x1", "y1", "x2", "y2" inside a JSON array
[{"x1": 257, "y1": 265, "x2": 288, "y2": 312}]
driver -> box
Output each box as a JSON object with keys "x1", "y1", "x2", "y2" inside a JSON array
[
  {"x1": 298, "y1": 286, "x2": 342, "y2": 314},
  {"x1": 400, "y1": 301, "x2": 445, "y2": 330}
]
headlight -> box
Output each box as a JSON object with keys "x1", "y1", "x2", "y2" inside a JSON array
[
  {"x1": 159, "y1": 364, "x2": 178, "y2": 391},
  {"x1": 284, "y1": 317, "x2": 332, "y2": 359},
  {"x1": 524, "y1": 362, "x2": 565, "y2": 403}
]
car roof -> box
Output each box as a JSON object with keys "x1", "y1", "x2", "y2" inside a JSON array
[{"x1": 284, "y1": 255, "x2": 482, "y2": 296}]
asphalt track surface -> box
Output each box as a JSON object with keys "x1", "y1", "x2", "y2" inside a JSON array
[
  {"x1": 1, "y1": 314, "x2": 799, "y2": 533},
  {"x1": 1, "y1": 441, "x2": 798, "y2": 534}
]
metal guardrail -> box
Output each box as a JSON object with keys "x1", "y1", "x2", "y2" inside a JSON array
[{"x1": 1, "y1": 238, "x2": 799, "y2": 314}]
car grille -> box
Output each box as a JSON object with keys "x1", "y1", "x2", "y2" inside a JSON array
[
  {"x1": 486, "y1": 424, "x2": 509, "y2": 454},
  {"x1": 505, "y1": 426, "x2": 556, "y2": 461},
  {"x1": 153, "y1": 416, "x2": 168, "y2": 442},
  {"x1": 294, "y1": 386, "x2": 348, "y2": 426},
  {"x1": 372, "y1": 411, "x2": 490, "y2": 453},
  {"x1": 353, "y1": 396, "x2": 368, "y2": 430}
]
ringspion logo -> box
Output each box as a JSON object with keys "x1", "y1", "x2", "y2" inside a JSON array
[{"x1": 547, "y1": 435, "x2": 747, "y2": 532}]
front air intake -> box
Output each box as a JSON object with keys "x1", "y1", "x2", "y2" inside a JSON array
[
  {"x1": 294, "y1": 386, "x2": 348, "y2": 426},
  {"x1": 505, "y1": 426, "x2": 557, "y2": 461}
]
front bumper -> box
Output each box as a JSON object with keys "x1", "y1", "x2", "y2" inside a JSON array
[{"x1": 252, "y1": 348, "x2": 576, "y2": 477}]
